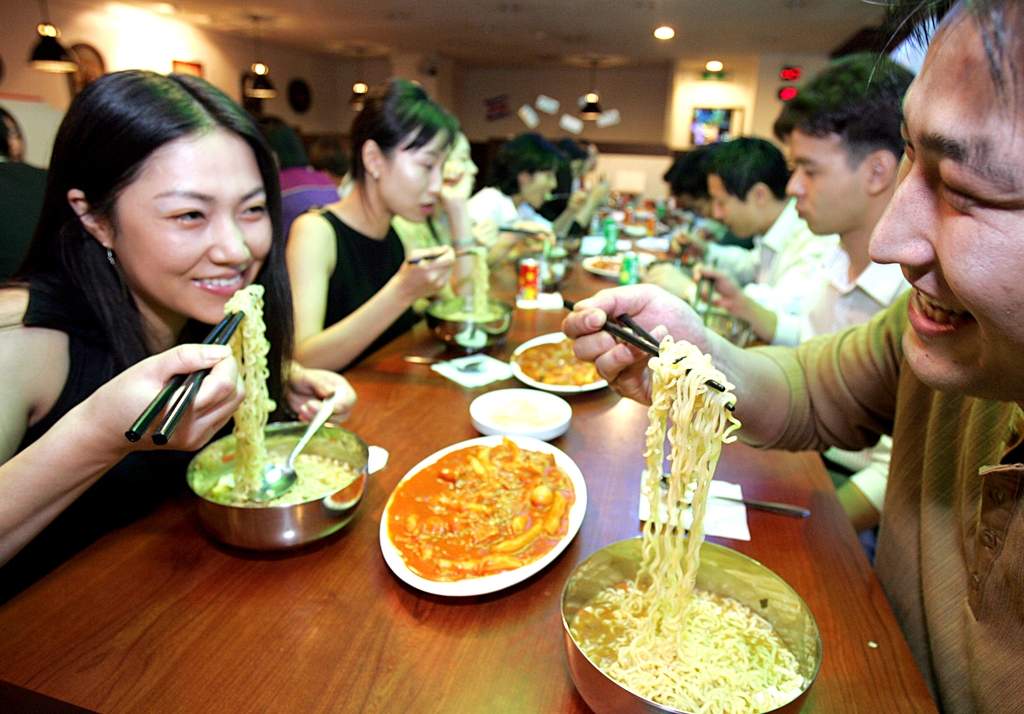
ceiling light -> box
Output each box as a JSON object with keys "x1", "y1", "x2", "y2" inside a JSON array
[
  {"x1": 705, "y1": 60, "x2": 724, "y2": 72},
  {"x1": 654, "y1": 26, "x2": 675, "y2": 40},
  {"x1": 29, "y1": 0, "x2": 77, "y2": 73},
  {"x1": 350, "y1": 81, "x2": 369, "y2": 110},
  {"x1": 580, "y1": 92, "x2": 602, "y2": 120},
  {"x1": 244, "y1": 16, "x2": 276, "y2": 99},
  {"x1": 579, "y1": 60, "x2": 603, "y2": 121}
]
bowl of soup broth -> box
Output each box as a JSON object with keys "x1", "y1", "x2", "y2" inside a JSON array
[
  {"x1": 562, "y1": 537, "x2": 821, "y2": 714},
  {"x1": 186, "y1": 422, "x2": 368, "y2": 551}
]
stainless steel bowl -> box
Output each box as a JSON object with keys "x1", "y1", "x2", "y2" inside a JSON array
[
  {"x1": 425, "y1": 297, "x2": 514, "y2": 353},
  {"x1": 561, "y1": 538, "x2": 821, "y2": 714},
  {"x1": 700, "y1": 306, "x2": 754, "y2": 347},
  {"x1": 186, "y1": 422, "x2": 368, "y2": 551}
]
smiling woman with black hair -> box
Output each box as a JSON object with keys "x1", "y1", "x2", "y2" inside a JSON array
[{"x1": 0, "y1": 70, "x2": 354, "y2": 598}]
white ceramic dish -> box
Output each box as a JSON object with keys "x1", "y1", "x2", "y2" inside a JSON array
[
  {"x1": 510, "y1": 332, "x2": 608, "y2": 394},
  {"x1": 580, "y1": 252, "x2": 655, "y2": 280},
  {"x1": 379, "y1": 435, "x2": 587, "y2": 597},
  {"x1": 470, "y1": 389, "x2": 572, "y2": 441}
]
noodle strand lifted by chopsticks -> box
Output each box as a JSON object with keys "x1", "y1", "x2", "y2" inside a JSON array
[
  {"x1": 468, "y1": 246, "x2": 490, "y2": 320},
  {"x1": 224, "y1": 284, "x2": 276, "y2": 499},
  {"x1": 636, "y1": 336, "x2": 740, "y2": 643},
  {"x1": 571, "y1": 337, "x2": 806, "y2": 713}
]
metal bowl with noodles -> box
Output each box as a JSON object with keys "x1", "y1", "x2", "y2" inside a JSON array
[
  {"x1": 562, "y1": 537, "x2": 821, "y2": 714},
  {"x1": 186, "y1": 422, "x2": 368, "y2": 551},
  {"x1": 425, "y1": 296, "x2": 513, "y2": 353}
]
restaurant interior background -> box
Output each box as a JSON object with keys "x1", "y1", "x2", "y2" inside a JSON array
[{"x1": 1, "y1": 0, "x2": 922, "y2": 197}]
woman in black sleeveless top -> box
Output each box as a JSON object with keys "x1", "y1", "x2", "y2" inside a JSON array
[
  {"x1": 287, "y1": 79, "x2": 460, "y2": 371},
  {"x1": 0, "y1": 71, "x2": 355, "y2": 597}
]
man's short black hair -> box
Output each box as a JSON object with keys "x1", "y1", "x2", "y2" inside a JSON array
[
  {"x1": 885, "y1": 1, "x2": 1023, "y2": 99},
  {"x1": 708, "y1": 137, "x2": 791, "y2": 201},
  {"x1": 663, "y1": 144, "x2": 724, "y2": 200},
  {"x1": 773, "y1": 53, "x2": 914, "y2": 165}
]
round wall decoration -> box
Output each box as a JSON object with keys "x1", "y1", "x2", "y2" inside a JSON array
[{"x1": 288, "y1": 78, "x2": 312, "y2": 113}]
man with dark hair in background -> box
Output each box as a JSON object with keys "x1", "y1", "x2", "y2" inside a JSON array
[
  {"x1": 769, "y1": 52, "x2": 915, "y2": 543},
  {"x1": 672, "y1": 136, "x2": 837, "y2": 344},
  {"x1": 0, "y1": 107, "x2": 47, "y2": 281},
  {"x1": 565, "y1": 3, "x2": 1024, "y2": 709}
]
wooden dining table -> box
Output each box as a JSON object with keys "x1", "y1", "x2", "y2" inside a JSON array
[{"x1": 0, "y1": 256, "x2": 937, "y2": 714}]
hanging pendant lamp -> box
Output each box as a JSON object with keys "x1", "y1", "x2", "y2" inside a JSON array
[
  {"x1": 30, "y1": 0, "x2": 77, "y2": 73},
  {"x1": 244, "y1": 16, "x2": 277, "y2": 99},
  {"x1": 580, "y1": 60, "x2": 602, "y2": 120}
]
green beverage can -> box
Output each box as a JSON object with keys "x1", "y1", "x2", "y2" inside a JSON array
[
  {"x1": 619, "y1": 251, "x2": 640, "y2": 285},
  {"x1": 602, "y1": 217, "x2": 619, "y2": 256}
]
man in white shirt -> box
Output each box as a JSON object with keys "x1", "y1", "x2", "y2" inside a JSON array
[
  {"x1": 678, "y1": 137, "x2": 838, "y2": 345},
  {"x1": 772, "y1": 52, "x2": 915, "y2": 534}
]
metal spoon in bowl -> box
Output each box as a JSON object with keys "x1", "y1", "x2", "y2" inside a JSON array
[{"x1": 251, "y1": 390, "x2": 340, "y2": 502}]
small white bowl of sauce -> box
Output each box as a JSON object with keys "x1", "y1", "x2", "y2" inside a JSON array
[{"x1": 470, "y1": 389, "x2": 572, "y2": 441}]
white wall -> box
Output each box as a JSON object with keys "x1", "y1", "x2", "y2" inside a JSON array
[
  {"x1": 593, "y1": 154, "x2": 674, "y2": 201},
  {"x1": 455, "y1": 64, "x2": 672, "y2": 145},
  {"x1": 0, "y1": 0, "x2": 359, "y2": 165}
]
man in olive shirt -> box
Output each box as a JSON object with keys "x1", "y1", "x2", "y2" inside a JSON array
[
  {"x1": 563, "y1": 2, "x2": 1024, "y2": 711},
  {"x1": 0, "y1": 109, "x2": 47, "y2": 280}
]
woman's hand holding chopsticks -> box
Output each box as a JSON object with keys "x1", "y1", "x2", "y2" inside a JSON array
[{"x1": 120, "y1": 344, "x2": 244, "y2": 450}]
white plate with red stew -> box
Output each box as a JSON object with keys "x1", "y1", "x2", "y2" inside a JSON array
[
  {"x1": 380, "y1": 435, "x2": 587, "y2": 597},
  {"x1": 510, "y1": 332, "x2": 607, "y2": 394}
]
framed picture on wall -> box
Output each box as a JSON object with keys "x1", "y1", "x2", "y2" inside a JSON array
[
  {"x1": 172, "y1": 61, "x2": 204, "y2": 78},
  {"x1": 690, "y1": 107, "x2": 742, "y2": 145},
  {"x1": 67, "y1": 44, "x2": 106, "y2": 98}
]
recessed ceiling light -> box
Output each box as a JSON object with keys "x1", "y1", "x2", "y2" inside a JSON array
[
  {"x1": 654, "y1": 26, "x2": 675, "y2": 40},
  {"x1": 705, "y1": 60, "x2": 724, "y2": 72}
]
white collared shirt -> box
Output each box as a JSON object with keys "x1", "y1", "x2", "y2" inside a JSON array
[
  {"x1": 467, "y1": 186, "x2": 552, "y2": 229},
  {"x1": 706, "y1": 199, "x2": 838, "y2": 345},
  {"x1": 800, "y1": 246, "x2": 910, "y2": 342},
  {"x1": 799, "y1": 244, "x2": 910, "y2": 514}
]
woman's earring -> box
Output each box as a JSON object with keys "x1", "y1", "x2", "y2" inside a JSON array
[
  {"x1": 106, "y1": 248, "x2": 116, "y2": 266},
  {"x1": 371, "y1": 171, "x2": 380, "y2": 180}
]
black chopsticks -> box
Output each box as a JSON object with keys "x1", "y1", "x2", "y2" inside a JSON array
[
  {"x1": 125, "y1": 312, "x2": 244, "y2": 444},
  {"x1": 563, "y1": 299, "x2": 735, "y2": 411},
  {"x1": 407, "y1": 247, "x2": 473, "y2": 265}
]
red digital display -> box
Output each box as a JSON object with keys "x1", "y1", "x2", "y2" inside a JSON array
[
  {"x1": 778, "y1": 86, "x2": 799, "y2": 101},
  {"x1": 780, "y1": 66, "x2": 802, "y2": 82}
]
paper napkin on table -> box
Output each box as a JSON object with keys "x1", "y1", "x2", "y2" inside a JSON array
[
  {"x1": 431, "y1": 355, "x2": 513, "y2": 387},
  {"x1": 516, "y1": 291, "x2": 564, "y2": 310},
  {"x1": 637, "y1": 478, "x2": 751, "y2": 541}
]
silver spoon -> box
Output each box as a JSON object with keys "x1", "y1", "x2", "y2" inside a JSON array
[{"x1": 251, "y1": 390, "x2": 340, "y2": 502}]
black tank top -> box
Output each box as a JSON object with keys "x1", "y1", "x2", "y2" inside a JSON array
[
  {"x1": 1, "y1": 276, "x2": 194, "y2": 603},
  {"x1": 320, "y1": 210, "x2": 419, "y2": 365}
]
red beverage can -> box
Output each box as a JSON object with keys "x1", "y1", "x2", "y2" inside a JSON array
[{"x1": 519, "y1": 258, "x2": 539, "y2": 300}]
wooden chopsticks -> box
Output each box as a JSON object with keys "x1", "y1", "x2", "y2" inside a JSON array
[
  {"x1": 125, "y1": 312, "x2": 244, "y2": 444},
  {"x1": 563, "y1": 299, "x2": 735, "y2": 411}
]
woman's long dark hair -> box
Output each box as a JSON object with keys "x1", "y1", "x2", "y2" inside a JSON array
[
  {"x1": 16, "y1": 70, "x2": 293, "y2": 405},
  {"x1": 349, "y1": 78, "x2": 459, "y2": 182}
]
